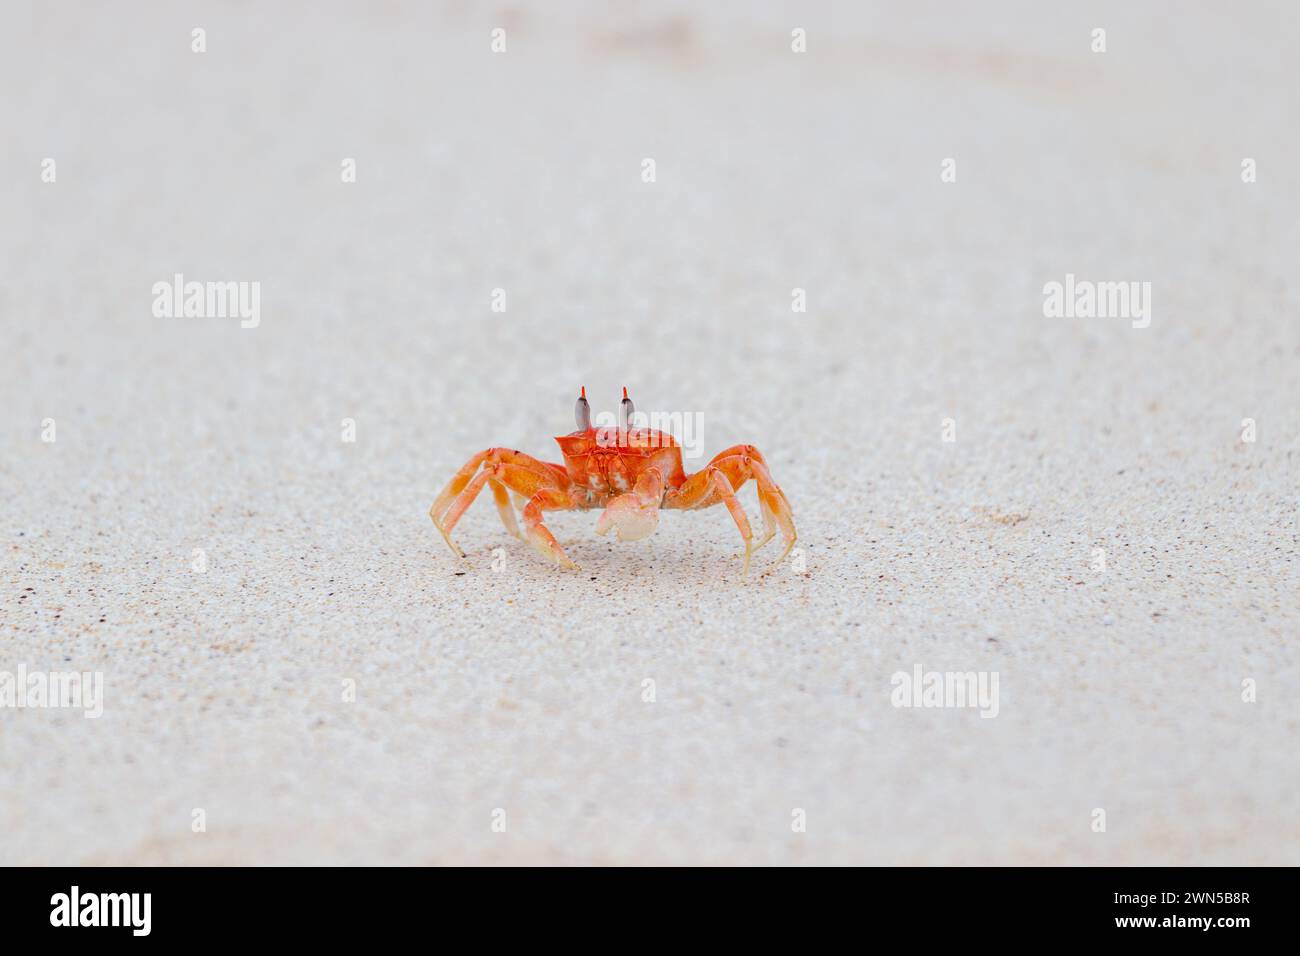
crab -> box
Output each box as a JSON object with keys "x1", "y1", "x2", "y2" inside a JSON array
[{"x1": 429, "y1": 388, "x2": 797, "y2": 575}]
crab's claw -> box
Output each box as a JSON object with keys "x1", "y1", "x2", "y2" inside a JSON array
[
  {"x1": 595, "y1": 467, "x2": 665, "y2": 542},
  {"x1": 596, "y1": 493, "x2": 660, "y2": 541}
]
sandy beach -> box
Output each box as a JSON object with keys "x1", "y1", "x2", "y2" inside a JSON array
[{"x1": 2, "y1": 1, "x2": 1298, "y2": 865}]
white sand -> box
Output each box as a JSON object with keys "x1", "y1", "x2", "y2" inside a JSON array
[{"x1": 2, "y1": 1, "x2": 1298, "y2": 864}]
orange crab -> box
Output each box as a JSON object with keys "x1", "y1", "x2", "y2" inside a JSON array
[{"x1": 429, "y1": 388, "x2": 797, "y2": 575}]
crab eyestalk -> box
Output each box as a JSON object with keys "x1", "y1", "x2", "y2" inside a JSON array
[
  {"x1": 619, "y1": 386, "x2": 634, "y2": 430},
  {"x1": 575, "y1": 386, "x2": 591, "y2": 431}
]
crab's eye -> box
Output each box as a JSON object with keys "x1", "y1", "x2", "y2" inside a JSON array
[
  {"x1": 575, "y1": 387, "x2": 591, "y2": 430},
  {"x1": 619, "y1": 387, "x2": 634, "y2": 429}
]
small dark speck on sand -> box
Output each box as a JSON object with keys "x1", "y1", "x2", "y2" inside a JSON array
[{"x1": 454, "y1": 572, "x2": 466, "y2": 576}]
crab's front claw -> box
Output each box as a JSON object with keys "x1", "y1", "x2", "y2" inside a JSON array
[{"x1": 595, "y1": 493, "x2": 660, "y2": 542}]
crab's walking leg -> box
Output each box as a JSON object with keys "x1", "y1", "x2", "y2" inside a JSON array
[
  {"x1": 749, "y1": 458, "x2": 797, "y2": 565},
  {"x1": 716, "y1": 444, "x2": 795, "y2": 559},
  {"x1": 711, "y1": 468, "x2": 756, "y2": 575},
  {"x1": 521, "y1": 488, "x2": 580, "y2": 569},
  {"x1": 429, "y1": 449, "x2": 567, "y2": 557},
  {"x1": 664, "y1": 445, "x2": 796, "y2": 575},
  {"x1": 438, "y1": 468, "x2": 495, "y2": 556},
  {"x1": 664, "y1": 458, "x2": 755, "y2": 573},
  {"x1": 595, "y1": 467, "x2": 664, "y2": 542},
  {"x1": 489, "y1": 478, "x2": 522, "y2": 540},
  {"x1": 429, "y1": 451, "x2": 489, "y2": 555}
]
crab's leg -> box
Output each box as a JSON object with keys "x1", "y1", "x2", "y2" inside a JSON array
[
  {"x1": 663, "y1": 456, "x2": 755, "y2": 574},
  {"x1": 520, "y1": 488, "x2": 580, "y2": 569},
  {"x1": 753, "y1": 488, "x2": 779, "y2": 552},
  {"x1": 725, "y1": 446, "x2": 776, "y2": 553},
  {"x1": 595, "y1": 466, "x2": 664, "y2": 542},
  {"x1": 429, "y1": 450, "x2": 490, "y2": 554},
  {"x1": 430, "y1": 449, "x2": 567, "y2": 557},
  {"x1": 437, "y1": 468, "x2": 494, "y2": 556},
  {"x1": 749, "y1": 458, "x2": 797, "y2": 564},
  {"x1": 489, "y1": 478, "x2": 522, "y2": 540},
  {"x1": 664, "y1": 445, "x2": 797, "y2": 574},
  {"x1": 709, "y1": 444, "x2": 791, "y2": 555}
]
